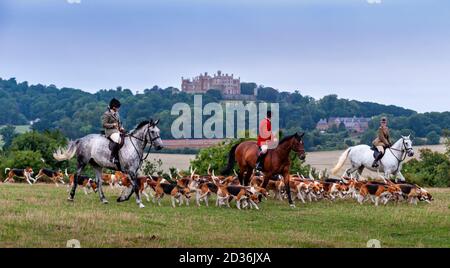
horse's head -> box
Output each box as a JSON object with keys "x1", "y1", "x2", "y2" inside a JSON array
[
  {"x1": 147, "y1": 119, "x2": 164, "y2": 150},
  {"x1": 402, "y1": 135, "x2": 414, "y2": 157},
  {"x1": 292, "y1": 132, "x2": 306, "y2": 160}
]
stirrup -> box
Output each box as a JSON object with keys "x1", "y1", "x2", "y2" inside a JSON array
[{"x1": 372, "y1": 161, "x2": 379, "y2": 168}]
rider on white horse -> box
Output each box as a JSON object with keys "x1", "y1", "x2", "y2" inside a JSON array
[
  {"x1": 102, "y1": 98, "x2": 125, "y2": 167},
  {"x1": 372, "y1": 117, "x2": 391, "y2": 168},
  {"x1": 332, "y1": 131, "x2": 414, "y2": 182}
]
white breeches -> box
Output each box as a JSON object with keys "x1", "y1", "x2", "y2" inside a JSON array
[
  {"x1": 260, "y1": 145, "x2": 268, "y2": 154},
  {"x1": 376, "y1": 146, "x2": 385, "y2": 154},
  {"x1": 110, "y1": 133, "x2": 121, "y2": 144}
]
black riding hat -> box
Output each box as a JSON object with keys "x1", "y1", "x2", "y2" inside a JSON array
[{"x1": 109, "y1": 98, "x2": 121, "y2": 109}]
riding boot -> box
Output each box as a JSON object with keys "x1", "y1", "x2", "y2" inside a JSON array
[
  {"x1": 255, "y1": 153, "x2": 266, "y2": 171},
  {"x1": 372, "y1": 151, "x2": 383, "y2": 168},
  {"x1": 110, "y1": 142, "x2": 121, "y2": 166}
]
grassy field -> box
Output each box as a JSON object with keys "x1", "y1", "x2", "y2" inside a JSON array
[{"x1": 0, "y1": 184, "x2": 449, "y2": 248}]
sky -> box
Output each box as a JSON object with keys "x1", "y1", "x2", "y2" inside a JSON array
[{"x1": 0, "y1": 0, "x2": 449, "y2": 112}]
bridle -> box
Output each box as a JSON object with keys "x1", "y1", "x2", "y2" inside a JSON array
[
  {"x1": 128, "y1": 123, "x2": 161, "y2": 168},
  {"x1": 388, "y1": 138, "x2": 413, "y2": 173},
  {"x1": 388, "y1": 138, "x2": 412, "y2": 163},
  {"x1": 292, "y1": 137, "x2": 306, "y2": 158}
]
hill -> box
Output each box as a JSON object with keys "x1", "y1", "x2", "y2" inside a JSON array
[{"x1": 1, "y1": 77, "x2": 449, "y2": 151}]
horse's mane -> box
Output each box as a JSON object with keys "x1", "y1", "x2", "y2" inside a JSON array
[
  {"x1": 279, "y1": 134, "x2": 296, "y2": 145},
  {"x1": 131, "y1": 121, "x2": 150, "y2": 134}
]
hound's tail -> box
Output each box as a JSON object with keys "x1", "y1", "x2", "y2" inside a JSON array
[
  {"x1": 331, "y1": 148, "x2": 351, "y2": 176},
  {"x1": 5, "y1": 168, "x2": 10, "y2": 174},
  {"x1": 53, "y1": 141, "x2": 78, "y2": 162},
  {"x1": 221, "y1": 143, "x2": 240, "y2": 175}
]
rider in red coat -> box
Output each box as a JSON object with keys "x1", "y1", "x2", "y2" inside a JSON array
[{"x1": 256, "y1": 111, "x2": 273, "y2": 171}]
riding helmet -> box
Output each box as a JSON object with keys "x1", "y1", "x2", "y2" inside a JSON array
[{"x1": 109, "y1": 98, "x2": 121, "y2": 109}]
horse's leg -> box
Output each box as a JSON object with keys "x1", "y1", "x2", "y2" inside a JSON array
[
  {"x1": 244, "y1": 167, "x2": 252, "y2": 186},
  {"x1": 282, "y1": 169, "x2": 295, "y2": 207},
  {"x1": 383, "y1": 171, "x2": 391, "y2": 183},
  {"x1": 238, "y1": 167, "x2": 245, "y2": 185},
  {"x1": 93, "y1": 166, "x2": 108, "y2": 204},
  {"x1": 128, "y1": 172, "x2": 144, "y2": 208},
  {"x1": 357, "y1": 166, "x2": 365, "y2": 179},
  {"x1": 345, "y1": 165, "x2": 360, "y2": 179},
  {"x1": 69, "y1": 162, "x2": 86, "y2": 201},
  {"x1": 396, "y1": 171, "x2": 406, "y2": 182},
  {"x1": 261, "y1": 172, "x2": 271, "y2": 189}
]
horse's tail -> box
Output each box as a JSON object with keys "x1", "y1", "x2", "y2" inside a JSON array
[
  {"x1": 53, "y1": 141, "x2": 78, "y2": 162},
  {"x1": 5, "y1": 168, "x2": 10, "y2": 174},
  {"x1": 331, "y1": 148, "x2": 351, "y2": 176},
  {"x1": 221, "y1": 143, "x2": 240, "y2": 175}
]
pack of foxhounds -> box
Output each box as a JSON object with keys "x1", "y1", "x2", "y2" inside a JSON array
[{"x1": 1, "y1": 165, "x2": 433, "y2": 209}]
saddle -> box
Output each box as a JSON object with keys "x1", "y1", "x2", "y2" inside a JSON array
[
  {"x1": 108, "y1": 135, "x2": 125, "y2": 151},
  {"x1": 370, "y1": 146, "x2": 386, "y2": 159},
  {"x1": 100, "y1": 131, "x2": 126, "y2": 151},
  {"x1": 101, "y1": 131, "x2": 126, "y2": 170}
]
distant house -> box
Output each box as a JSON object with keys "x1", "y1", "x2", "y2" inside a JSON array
[
  {"x1": 316, "y1": 116, "x2": 370, "y2": 133},
  {"x1": 316, "y1": 119, "x2": 329, "y2": 131},
  {"x1": 181, "y1": 70, "x2": 241, "y2": 95}
]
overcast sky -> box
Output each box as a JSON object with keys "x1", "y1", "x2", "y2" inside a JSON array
[{"x1": 0, "y1": 0, "x2": 449, "y2": 112}]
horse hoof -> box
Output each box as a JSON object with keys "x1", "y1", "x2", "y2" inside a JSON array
[
  {"x1": 116, "y1": 197, "x2": 123, "y2": 203},
  {"x1": 290, "y1": 204, "x2": 296, "y2": 208},
  {"x1": 138, "y1": 203, "x2": 145, "y2": 208},
  {"x1": 102, "y1": 199, "x2": 109, "y2": 204},
  {"x1": 67, "y1": 197, "x2": 74, "y2": 202}
]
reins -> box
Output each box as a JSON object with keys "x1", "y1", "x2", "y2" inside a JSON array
[
  {"x1": 127, "y1": 124, "x2": 160, "y2": 174},
  {"x1": 388, "y1": 139, "x2": 408, "y2": 162},
  {"x1": 387, "y1": 138, "x2": 410, "y2": 173}
]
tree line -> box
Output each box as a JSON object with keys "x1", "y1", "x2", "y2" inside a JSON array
[{"x1": 1, "y1": 77, "x2": 449, "y2": 151}]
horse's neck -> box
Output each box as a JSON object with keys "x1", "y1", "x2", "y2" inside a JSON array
[
  {"x1": 388, "y1": 139, "x2": 404, "y2": 158},
  {"x1": 127, "y1": 128, "x2": 147, "y2": 154},
  {"x1": 272, "y1": 138, "x2": 293, "y2": 161}
]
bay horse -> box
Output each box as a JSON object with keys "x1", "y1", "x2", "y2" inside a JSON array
[
  {"x1": 53, "y1": 119, "x2": 164, "y2": 208},
  {"x1": 221, "y1": 132, "x2": 306, "y2": 207}
]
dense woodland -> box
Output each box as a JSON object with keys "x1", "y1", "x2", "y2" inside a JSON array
[{"x1": 1, "y1": 77, "x2": 450, "y2": 151}]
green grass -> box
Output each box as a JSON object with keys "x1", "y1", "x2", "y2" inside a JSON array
[{"x1": 0, "y1": 184, "x2": 449, "y2": 248}]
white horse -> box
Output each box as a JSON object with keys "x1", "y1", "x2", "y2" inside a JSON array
[{"x1": 331, "y1": 136, "x2": 414, "y2": 181}]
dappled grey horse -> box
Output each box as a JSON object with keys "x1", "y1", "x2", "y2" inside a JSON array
[{"x1": 53, "y1": 119, "x2": 163, "y2": 208}]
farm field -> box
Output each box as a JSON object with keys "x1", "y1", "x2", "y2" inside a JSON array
[
  {"x1": 151, "y1": 144, "x2": 447, "y2": 174},
  {"x1": 0, "y1": 184, "x2": 448, "y2": 248}
]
